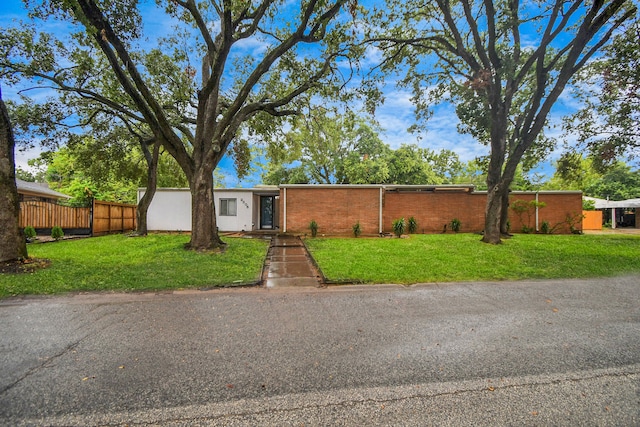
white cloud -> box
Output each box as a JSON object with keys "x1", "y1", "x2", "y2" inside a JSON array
[
  {"x1": 234, "y1": 36, "x2": 271, "y2": 56},
  {"x1": 14, "y1": 145, "x2": 44, "y2": 173},
  {"x1": 373, "y1": 87, "x2": 487, "y2": 161}
]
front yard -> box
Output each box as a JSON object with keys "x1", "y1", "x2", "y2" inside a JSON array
[
  {"x1": 0, "y1": 234, "x2": 269, "y2": 298},
  {"x1": 305, "y1": 233, "x2": 640, "y2": 284},
  {"x1": 3, "y1": 232, "x2": 640, "y2": 298}
]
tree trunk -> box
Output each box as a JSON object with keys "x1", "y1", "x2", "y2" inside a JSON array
[
  {"x1": 188, "y1": 162, "x2": 225, "y2": 251},
  {"x1": 135, "y1": 189, "x2": 152, "y2": 236},
  {"x1": 135, "y1": 140, "x2": 161, "y2": 236},
  {"x1": 0, "y1": 91, "x2": 28, "y2": 262},
  {"x1": 499, "y1": 183, "x2": 512, "y2": 236},
  {"x1": 482, "y1": 183, "x2": 503, "y2": 244}
]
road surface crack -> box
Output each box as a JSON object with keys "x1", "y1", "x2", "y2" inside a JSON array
[{"x1": 0, "y1": 335, "x2": 89, "y2": 396}]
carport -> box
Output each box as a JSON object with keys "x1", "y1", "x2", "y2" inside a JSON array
[{"x1": 584, "y1": 196, "x2": 640, "y2": 228}]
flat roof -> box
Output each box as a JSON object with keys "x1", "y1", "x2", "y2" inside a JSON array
[
  {"x1": 144, "y1": 185, "x2": 583, "y2": 195},
  {"x1": 584, "y1": 196, "x2": 640, "y2": 209},
  {"x1": 141, "y1": 186, "x2": 279, "y2": 193},
  {"x1": 280, "y1": 184, "x2": 476, "y2": 191}
]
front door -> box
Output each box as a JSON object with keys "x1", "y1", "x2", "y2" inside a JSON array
[{"x1": 260, "y1": 196, "x2": 274, "y2": 229}]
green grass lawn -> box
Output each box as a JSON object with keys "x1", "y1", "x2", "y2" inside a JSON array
[
  {"x1": 0, "y1": 234, "x2": 269, "y2": 298},
  {"x1": 305, "y1": 233, "x2": 640, "y2": 284}
]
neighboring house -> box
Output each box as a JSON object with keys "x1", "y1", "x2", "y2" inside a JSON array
[
  {"x1": 16, "y1": 179, "x2": 71, "y2": 203},
  {"x1": 138, "y1": 186, "x2": 280, "y2": 232},
  {"x1": 142, "y1": 184, "x2": 584, "y2": 235}
]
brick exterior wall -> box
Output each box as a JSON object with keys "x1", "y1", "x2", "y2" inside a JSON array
[
  {"x1": 383, "y1": 191, "x2": 486, "y2": 233},
  {"x1": 280, "y1": 187, "x2": 381, "y2": 235},
  {"x1": 280, "y1": 186, "x2": 583, "y2": 235},
  {"x1": 507, "y1": 192, "x2": 584, "y2": 234}
]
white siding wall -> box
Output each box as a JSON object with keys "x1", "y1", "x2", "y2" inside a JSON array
[
  {"x1": 215, "y1": 191, "x2": 254, "y2": 231},
  {"x1": 138, "y1": 189, "x2": 255, "y2": 232}
]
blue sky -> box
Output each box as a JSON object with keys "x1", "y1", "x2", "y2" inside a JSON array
[{"x1": 0, "y1": 0, "x2": 588, "y2": 187}]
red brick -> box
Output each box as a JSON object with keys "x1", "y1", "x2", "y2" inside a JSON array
[{"x1": 279, "y1": 187, "x2": 583, "y2": 235}]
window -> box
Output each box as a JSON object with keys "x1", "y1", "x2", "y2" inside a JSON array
[{"x1": 220, "y1": 198, "x2": 237, "y2": 216}]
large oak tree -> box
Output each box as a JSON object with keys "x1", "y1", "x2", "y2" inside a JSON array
[
  {"x1": 369, "y1": 0, "x2": 635, "y2": 243},
  {"x1": 3, "y1": 0, "x2": 357, "y2": 250}
]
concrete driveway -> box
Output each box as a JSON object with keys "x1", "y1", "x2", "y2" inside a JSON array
[{"x1": 0, "y1": 277, "x2": 639, "y2": 425}]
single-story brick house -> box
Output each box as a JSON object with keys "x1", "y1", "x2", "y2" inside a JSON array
[{"x1": 141, "y1": 184, "x2": 583, "y2": 234}]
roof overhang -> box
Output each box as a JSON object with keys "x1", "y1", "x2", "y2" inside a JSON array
[
  {"x1": 16, "y1": 179, "x2": 71, "y2": 199},
  {"x1": 584, "y1": 196, "x2": 640, "y2": 209},
  {"x1": 279, "y1": 184, "x2": 476, "y2": 192}
]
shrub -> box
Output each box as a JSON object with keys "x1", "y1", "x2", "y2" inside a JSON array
[
  {"x1": 407, "y1": 216, "x2": 418, "y2": 234},
  {"x1": 450, "y1": 218, "x2": 461, "y2": 233},
  {"x1": 309, "y1": 220, "x2": 318, "y2": 238},
  {"x1": 24, "y1": 226, "x2": 37, "y2": 240},
  {"x1": 392, "y1": 218, "x2": 405, "y2": 238},
  {"x1": 352, "y1": 221, "x2": 362, "y2": 238},
  {"x1": 566, "y1": 212, "x2": 585, "y2": 234},
  {"x1": 511, "y1": 199, "x2": 546, "y2": 232},
  {"x1": 582, "y1": 199, "x2": 596, "y2": 211},
  {"x1": 51, "y1": 226, "x2": 64, "y2": 241},
  {"x1": 540, "y1": 221, "x2": 551, "y2": 234}
]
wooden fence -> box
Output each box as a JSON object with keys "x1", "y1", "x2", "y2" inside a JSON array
[
  {"x1": 19, "y1": 200, "x2": 136, "y2": 236},
  {"x1": 19, "y1": 201, "x2": 91, "y2": 231},
  {"x1": 582, "y1": 210, "x2": 603, "y2": 230},
  {"x1": 92, "y1": 200, "x2": 137, "y2": 236}
]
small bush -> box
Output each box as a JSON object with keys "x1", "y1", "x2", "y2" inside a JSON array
[
  {"x1": 309, "y1": 220, "x2": 318, "y2": 238},
  {"x1": 566, "y1": 212, "x2": 584, "y2": 234},
  {"x1": 450, "y1": 218, "x2": 461, "y2": 233},
  {"x1": 582, "y1": 199, "x2": 596, "y2": 211},
  {"x1": 540, "y1": 221, "x2": 551, "y2": 234},
  {"x1": 392, "y1": 218, "x2": 405, "y2": 238},
  {"x1": 521, "y1": 225, "x2": 533, "y2": 234},
  {"x1": 407, "y1": 216, "x2": 418, "y2": 234},
  {"x1": 24, "y1": 226, "x2": 37, "y2": 240},
  {"x1": 352, "y1": 221, "x2": 362, "y2": 238},
  {"x1": 51, "y1": 226, "x2": 64, "y2": 241}
]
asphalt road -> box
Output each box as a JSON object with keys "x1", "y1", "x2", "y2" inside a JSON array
[{"x1": 0, "y1": 277, "x2": 638, "y2": 426}]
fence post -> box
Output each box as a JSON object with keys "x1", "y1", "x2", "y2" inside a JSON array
[{"x1": 90, "y1": 198, "x2": 95, "y2": 237}]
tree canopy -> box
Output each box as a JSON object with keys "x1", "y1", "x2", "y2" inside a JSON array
[
  {"x1": 262, "y1": 107, "x2": 467, "y2": 185},
  {"x1": 564, "y1": 18, "x2": 640, "y2": 168},
  {"x1": 1, "y1": 0, "x2": 361, "y2": 249},
  {"x1": 585, "y1": 162, "x2": 640, "y2": 200},
  {"x1": 367, "y1": 0, "x2": 636, "y2": 243}
]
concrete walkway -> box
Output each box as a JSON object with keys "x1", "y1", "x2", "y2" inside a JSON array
[{"x1": 264, "y1": 235, "x2": 323, "y2": 288}]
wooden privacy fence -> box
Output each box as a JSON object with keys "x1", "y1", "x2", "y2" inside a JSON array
[
  {"x1": 19, "y1": 201, "x2": 91, "y2": 231},
  {"x1": 19, "y1": 200, "x2": 137, "y2": 236},
  {"x1": 92, "y1": 200, "x2": 137, "y2": 236},
  {"x1": 582, "y1": 210, "x2": 603, "y2": 230}
]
